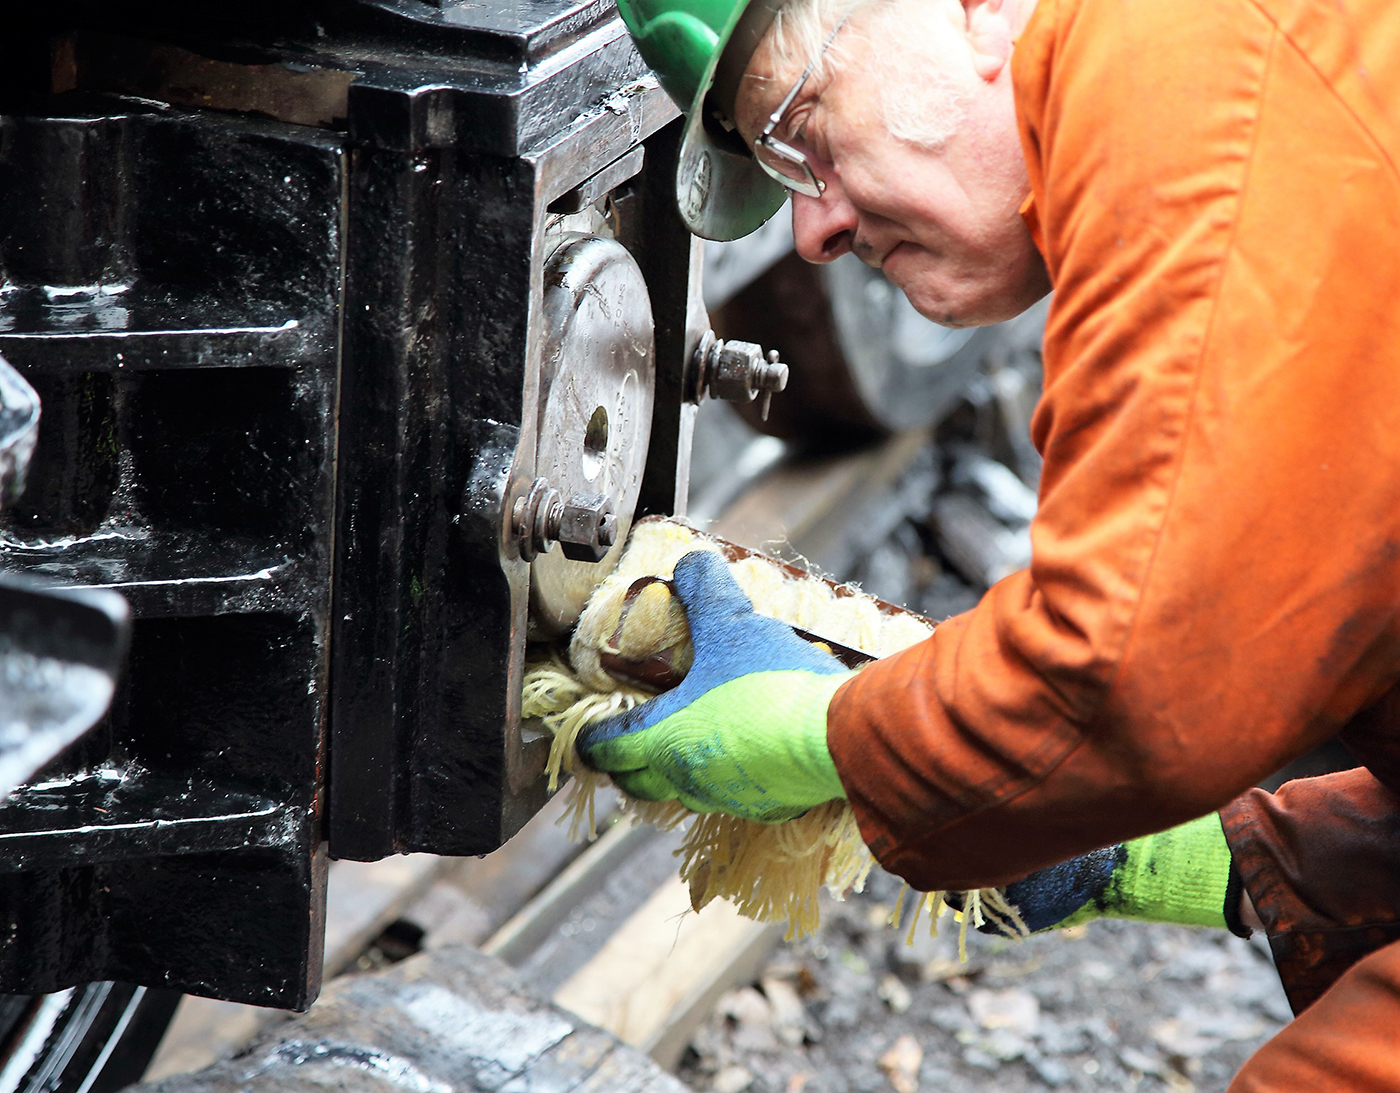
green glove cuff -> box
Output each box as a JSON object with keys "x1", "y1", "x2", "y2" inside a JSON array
[
  {"x1": 783, "y1": 670, "x2": 850, "y2": 804},
  {"x1": 1059, "y1": 812, "x2": 1234, "y2": 930}
]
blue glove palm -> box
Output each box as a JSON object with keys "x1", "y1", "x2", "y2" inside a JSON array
[{"x1": 576, "y1": 550, "x2": 853, "y2": 822}]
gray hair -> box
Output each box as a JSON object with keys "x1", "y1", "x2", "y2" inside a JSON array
[{"x1": 762, "y1": 0, "x2": 972, "y2": 150}]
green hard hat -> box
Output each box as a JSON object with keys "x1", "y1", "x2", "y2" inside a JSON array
[{"x1": 618, "y1": 0, "x2": 789, "y2": 240}]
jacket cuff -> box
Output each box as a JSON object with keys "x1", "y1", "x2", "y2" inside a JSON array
[
  {"x1": 1221, "y1": 855, "x2": 1251, "y2": 939},
  {"x1": 1220, "y1": 769, "x2": 1400, "y2": 1015}
]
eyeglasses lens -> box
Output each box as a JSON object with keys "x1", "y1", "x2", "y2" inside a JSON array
[{"x1": 755, "y1": 139, "x2": 823, "y2": 198}]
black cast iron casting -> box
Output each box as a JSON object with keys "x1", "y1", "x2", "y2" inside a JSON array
[{"x1": 0, "y1": 0, "x2": 696, "y2": 1010}]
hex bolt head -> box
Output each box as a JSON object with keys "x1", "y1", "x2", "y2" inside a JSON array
[
  {"x1": 709, "y1": 339, "x2": 765, "y2": 402},
  {"x1": 554, "y1": 492, "x2": 617, "y2": 563}
]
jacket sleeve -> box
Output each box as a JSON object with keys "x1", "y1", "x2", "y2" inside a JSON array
[
  {"x1": 1223, "y1": 764, "x2": 1400, "y2": 1014},
  {"x1": 827, "y1": 0, "x2": 1400, "y2": 892}
]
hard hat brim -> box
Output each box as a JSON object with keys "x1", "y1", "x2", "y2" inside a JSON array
[{"x1": 673, "y1": 11, "x2": 790, "y2": 241}]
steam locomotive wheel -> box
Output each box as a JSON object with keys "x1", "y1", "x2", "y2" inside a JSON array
[
  {"x1": 714, "y1": 251, "x2": 993, "y2": 443},
  {"x1": 0, "y1": 983, "x2": 179, "y2": 1093}
]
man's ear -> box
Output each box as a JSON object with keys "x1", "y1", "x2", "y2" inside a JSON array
[{"x1": 964, "y1": 0, "x2": 1015, "y2": 81}]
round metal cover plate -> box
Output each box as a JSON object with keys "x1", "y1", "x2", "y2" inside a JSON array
[{"x1": 530, "y1": 234, "x2": 655, "y2": 636}]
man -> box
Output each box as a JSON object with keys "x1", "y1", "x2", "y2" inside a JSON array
[{"x1": 578, "y1": 0, "x2": 1400, "y2": 1085}]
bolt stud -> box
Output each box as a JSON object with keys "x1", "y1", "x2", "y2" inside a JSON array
[
  {"x1": 512, "y1": 478, "x2": 616, "y2": 563},
  {"x1": 691, "y1": 332, "x2": 789, "y2": 420}
]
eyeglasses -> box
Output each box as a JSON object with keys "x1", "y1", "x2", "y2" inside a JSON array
[{"x1": 752, "y1": 18, "x2": 849, "y2": 199}]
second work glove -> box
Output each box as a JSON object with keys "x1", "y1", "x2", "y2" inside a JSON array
[
  {"x1": 576, "y1": 550, "x2": 853, "y2": 823},
  {"x1": 999, "y1": 812, "x2": 1240, "y2": 934}
]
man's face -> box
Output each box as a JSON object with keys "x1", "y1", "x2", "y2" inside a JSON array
[{"x1": 734, "y1": 0, "x2": 1050, "y2": 327}]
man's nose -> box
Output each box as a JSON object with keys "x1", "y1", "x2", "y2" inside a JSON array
[{"x1": 790, "y1": 182, "x2": 857, "y2": 263}]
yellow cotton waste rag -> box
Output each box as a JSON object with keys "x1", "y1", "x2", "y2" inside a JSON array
[{"x1": 521, "y1": 516, "x2": 1026, "y2": 954}]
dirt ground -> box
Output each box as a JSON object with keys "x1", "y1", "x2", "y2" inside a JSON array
[{"x1": 679, "y1": 865, "x2": 1292, "y2": 1093}]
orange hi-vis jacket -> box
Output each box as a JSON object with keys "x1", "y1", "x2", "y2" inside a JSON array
[{"x1": 826, "y1": 0, "x2": 1400, "y2": 1037}]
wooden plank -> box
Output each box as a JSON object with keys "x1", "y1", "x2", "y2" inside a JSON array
[
  {"x1": 442, "y1": 785, "x2": 621, "y2": 943},
  {"x1": 482, "y1": 818, "x2": 655, "y2": 965},
  {"x1": 643, "y1": 915, "x2": 785, "y2": 1072},
  {"x1": 322, "y1": 854, "x2": 445, "y2": 975},
  {"x1": 551, "y1": 875, "x2": 782, "y2": 1070}
]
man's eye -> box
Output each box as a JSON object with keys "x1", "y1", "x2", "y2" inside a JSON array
[
  {"x1": 782, "y1": 106, "x2": 811, "y2": 145},
  {"x1": 793, "y1": 117, "x2": 824, "y2": 157}
]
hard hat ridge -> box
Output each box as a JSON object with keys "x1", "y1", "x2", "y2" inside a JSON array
[{"x1": 617, "y1": 0, "x2": 726, "y2": 108}]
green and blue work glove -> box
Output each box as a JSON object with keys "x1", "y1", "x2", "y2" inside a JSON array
[
  {"x1": 576, "y1": 550, "x2": 853, "y2": 823},
  {"x1": 995, "y1": 812, "x2": 1244, "y2": 934}
]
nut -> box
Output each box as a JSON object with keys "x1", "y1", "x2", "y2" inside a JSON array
[{"x1": 555, "y1": 492, "x2": 617, "y2": 563}]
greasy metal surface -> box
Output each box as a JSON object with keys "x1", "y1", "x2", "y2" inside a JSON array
[
  {"x1": 627, "y1": 155, "x2": 707, "y2": 521},
  {"x1": 0, "y1": 357, "x2": 39, "y2": 508},
  {"x1": 0, "y1": 982, "x2": 181, "y2": 1093},
  {"x1": 530, "y1": 235, "x2": 655, "y2": 637},
  {"x1": 0, "y1": 767, "x2": 293, "y2": 873},
  {"x1": 56, "y1": 7, "x2": 657, "y2": 162},
  {"x1": 0, "y1": 0, "x2": 696, "y2": 1006},
  {"x1": 328, "y1": 143, "x2": 665, "y2": 860},
  {"x1": 328, "y1": 68, "x2": 686, "y2": 862},
  {"x1": 0, "y1": 74, "x2": 341, "y2": 1006},
  {"x1": 128, "y1": 945, "x2": 689, "y2": 1093},
  {"x1": 0, "y1": 578, "x2": 129, "y2": 801},
  {"x1": 0, "y1": 308, "x2": 172, "y2": 1089},
  {"x1": 551, "y1": 147, "x2": 646, "y2": 216}
]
